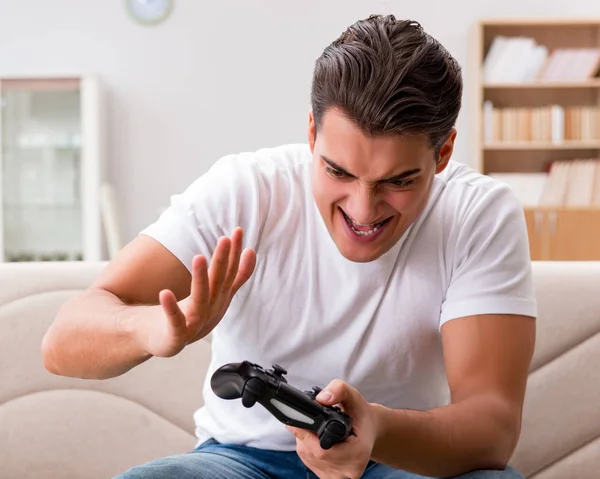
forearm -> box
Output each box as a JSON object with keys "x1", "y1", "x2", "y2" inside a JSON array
[
  {"x1": 370, "y1": 393, "x2": 518, "y2": 478},
  {"x1": 41, "y1": 288, "x2": 156, "y2": 380}
]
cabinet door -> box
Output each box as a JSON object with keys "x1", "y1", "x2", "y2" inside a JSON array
[
  {"x1": 0, "y1": 76, "x2": 103, "y2": 262},
  {"x1": 524, "y1": 208, "x2": 547, "y2": 261},
  {"x1": 547, "y1": 209, "x2": 600, "y2": 261}
]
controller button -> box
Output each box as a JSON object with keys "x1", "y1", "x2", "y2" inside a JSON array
[{"x1": 306, "y1": 386, "x2": 323, "y2": 400}]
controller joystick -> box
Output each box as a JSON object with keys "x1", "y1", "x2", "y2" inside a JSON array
[
  {"x1": 271, "y1": 364, "x2": 287, "y2": 377},
  {"x1": 211, "y1": 361, "x2": 353, "y2": 449}
]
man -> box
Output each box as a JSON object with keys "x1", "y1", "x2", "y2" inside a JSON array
[{"x1": 42, "y1": 14, "x2": 536, "y2": 479}]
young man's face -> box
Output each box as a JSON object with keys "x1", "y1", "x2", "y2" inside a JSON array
[{"x1": 309, "y1": 108, "x2": 455, "y2": 263}]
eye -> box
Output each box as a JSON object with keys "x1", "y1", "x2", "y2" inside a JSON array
[
  {"x1": 324, "y1": 166, "x2": 347, "y2": 179},
  {"x1": 386, "y1": 178, "x2": 415, "y2": 189}
]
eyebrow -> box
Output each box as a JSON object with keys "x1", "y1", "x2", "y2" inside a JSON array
[{"x1": 320, "y1": 155, "x2": 421, "y2": 182}]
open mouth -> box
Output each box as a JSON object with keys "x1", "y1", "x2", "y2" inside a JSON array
[{"x1": 339, "y1": 208, "x2": 392, "y2": 237}]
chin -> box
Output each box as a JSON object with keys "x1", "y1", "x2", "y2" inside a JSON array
[
  {"x1": 337, "y1": 247, "x2": 387, "y2": 263},
  {"x1": 333, "y1": 231, "x2": 399, "y2": 263}
]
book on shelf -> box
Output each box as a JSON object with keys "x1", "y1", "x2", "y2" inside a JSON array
[
  {"x1": 488, "y1": 172, "x2": 548, "y2": 207},
  {"x1": 483, "y1": 36, "x2": 600, "y2": 84},
  {"x1": 490, "y1": 159, "x2": 600, "y2": 208},
  {"x1": 483, "y1": 102, "x2": 600, "y2": 144}
]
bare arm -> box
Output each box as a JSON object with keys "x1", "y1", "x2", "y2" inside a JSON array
[
  {"x1": 369, "y1": 314, "x2": 536, "y2": 478},
  {"x1": 41, "y1": 228, "x2": 255, "y2": 380}
]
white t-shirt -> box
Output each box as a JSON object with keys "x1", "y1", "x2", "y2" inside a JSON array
[{"x1": 140, "y1": 143, "x2": 537, "y2": 451}]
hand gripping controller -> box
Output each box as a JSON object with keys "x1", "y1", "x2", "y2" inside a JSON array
[{"x1": 210, "y1": 361, "x2": 353, "y2": 449}]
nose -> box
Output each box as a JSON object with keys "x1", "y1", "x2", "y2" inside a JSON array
[{"x1": 344, "y1": 183, "x2": 382, "y2": 225}]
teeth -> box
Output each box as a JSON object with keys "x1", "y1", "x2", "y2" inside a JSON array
[
  {"x1": 342, "y1": 210, "x2": 385, "y2": 236},
  {"x1": 351, "y1": 225, "x2": 379, "y2": 236}
]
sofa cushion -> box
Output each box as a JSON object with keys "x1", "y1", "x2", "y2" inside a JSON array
[
  {"x1": 0, "y1": 261, "x2": 211, "y2": 478},
  {"x1": 0, "y1": 389, "x2": 195, "y2": 478}
]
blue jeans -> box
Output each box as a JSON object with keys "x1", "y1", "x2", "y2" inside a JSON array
[{"x1": 114, "y1": 438, "x2": 525, "y2": 478}]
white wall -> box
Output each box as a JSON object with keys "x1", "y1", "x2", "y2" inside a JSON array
[{"x1": 1, "y1": 0, "x2": 600, "y2": 244}]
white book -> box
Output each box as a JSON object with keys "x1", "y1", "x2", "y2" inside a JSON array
[
  {"x1": 489, "y1": 173, "x2": 548, "y2": 207},
  {"x1": 539, "y1": 49, "x2": 566, "y2": 81},
  {"x1": 550, "y1": 105, "x2": 565, "y2": 143},
  {"x1": 488, "y1": 38, "x2": 522, "y2": 83},
  {"x1": 483, "y1": 101, "x2": 494, "y2": 144},
  {"x1": 521, "y1": 45, "x2": 549, "y2": 82},
  {"x1": 509, "y1": 37, "x2": 538, "y2": 83},
  {"x1": 483, "y1": 36, "x2": 509, "y2": 83}
]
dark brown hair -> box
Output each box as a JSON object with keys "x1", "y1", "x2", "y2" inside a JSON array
[{"x1": 311, "y1": 14, "x2": 462, "y2": 153}]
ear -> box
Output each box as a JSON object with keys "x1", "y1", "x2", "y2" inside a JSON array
[
  {"x1": 436, "y1": 128, "x2": 457, "y2": 174},
  {"x1": 308, "y1": 111, "x2": 316, "y2": 153}
]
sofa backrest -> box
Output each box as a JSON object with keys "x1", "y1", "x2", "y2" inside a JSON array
[
  {"x1": 509, "y1": 261, "x2": 600, "y2": 478},
  {"x1": 1, "y1": 260, "x2": 599, "y2": 478}
]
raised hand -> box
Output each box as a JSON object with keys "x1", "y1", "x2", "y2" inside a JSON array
[{"x1": 139, "y1": 227, "x2": 256, "y2": 358}]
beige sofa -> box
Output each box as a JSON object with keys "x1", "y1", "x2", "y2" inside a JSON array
[{"x1": 0, "y1": 261, "x2": 599, "y2": 478}]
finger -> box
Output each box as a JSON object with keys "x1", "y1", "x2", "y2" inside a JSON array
[
  {"x1": 222, "y1": 227, "x2": 243, "y2": 292},
  {"x1": 293, "y1": 429, "x2": 323, "y2": 453},
  {"x1": 231, "y1": 248, "x2": 257, "y2": 294},
  {"x1": 189, "y1": 254, "x2": 209, "y2": 321},
  {"x1": 286, "y1": 425, "x2": 305, "y2": 439},
  {"x1": 208, "y1": 237, "x2": 231, "y2": 306},
  {"x1": 316, "y1": 379, "x2": 349, "y2": 406},
  {"x1": 159, "y1": 289, "x2": 187, "y2": 335},
  {"x1": 286, "y1": 426, "x2": 316, "y2": 445}
]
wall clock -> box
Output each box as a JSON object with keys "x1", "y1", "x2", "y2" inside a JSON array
[{"x1": 125, "y1": 0, "x2": 174, "y2": 26}]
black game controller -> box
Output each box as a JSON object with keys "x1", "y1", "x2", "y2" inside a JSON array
[{"x1": 210, "y1": 361, "x2": 353, "y2": 449}]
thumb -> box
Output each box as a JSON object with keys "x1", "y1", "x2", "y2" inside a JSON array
[
  {"x1": 316, "y1": 379, "x2": 352, "y2": 406},
  {"x1": 159, "y1": 289, "x2": 186, "y2": 333}
]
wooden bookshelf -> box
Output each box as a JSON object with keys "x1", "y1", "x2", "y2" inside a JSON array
[
  {"x1": 474, "y1": 19, "x2": 600, "y2": 261},
  {"x1": 475, "y1": 19, "x2": 600, "y2": 173}
]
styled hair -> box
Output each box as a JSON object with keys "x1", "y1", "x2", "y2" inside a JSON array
[{"x1": 310, "y1": 14, "x2": 462, "y2": 153}]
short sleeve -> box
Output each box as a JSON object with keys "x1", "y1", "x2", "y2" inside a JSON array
[
  {"x1": 439, "y1": 184, "x2": 538, "y2": 327},
  {"x1": 139, "y1": 153, "x2": 267, "y2": 273}
]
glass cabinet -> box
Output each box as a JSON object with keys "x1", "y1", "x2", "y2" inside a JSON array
[{"x1": 0, "y1": 75, "x2": 103, "y2": 262}]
